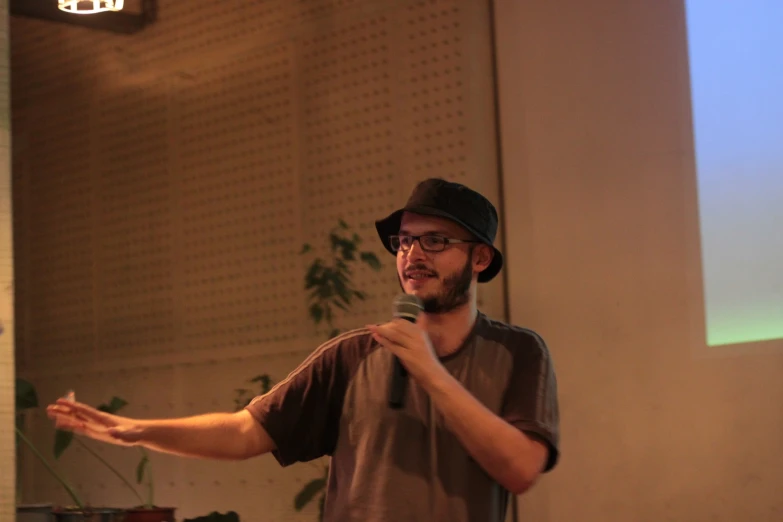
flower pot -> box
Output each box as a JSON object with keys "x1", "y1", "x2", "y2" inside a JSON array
[
  {"x1": 52, "y1": 507, "x2": 126, "y2": 522},
  {"x1": 123, "y1": 507, "x2": 176, "y2": 522},
  {"x1": 17, "y1": 504, "x2": 54, "y2": 522}
]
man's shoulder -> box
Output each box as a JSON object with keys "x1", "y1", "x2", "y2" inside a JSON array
[
  {"x1": 320, "y1": 327, "x2": 375, "y2": 346},
  {"x1": 476, "y1": 313, "x2": 550, "y2": 356},
  {"x1": 311, "y1": 327, "x2": 378, "y2": 366}
]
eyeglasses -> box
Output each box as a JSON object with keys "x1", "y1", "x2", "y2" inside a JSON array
[{"x1": 389, "y1": 234, "x2": 480, "y2": 253}]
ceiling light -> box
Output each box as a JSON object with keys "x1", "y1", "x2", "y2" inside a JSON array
[{"x1": 58, "y1": 0, "x2": 125, "y2": 14}]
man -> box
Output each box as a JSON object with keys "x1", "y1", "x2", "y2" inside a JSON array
[{"x1": 48, "y1": 178, "x2": 560, "y2": 521}]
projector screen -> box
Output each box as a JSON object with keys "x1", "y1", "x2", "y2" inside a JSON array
[{"x1": 685, "y1": 1, "x2": 783, "y2": 347}]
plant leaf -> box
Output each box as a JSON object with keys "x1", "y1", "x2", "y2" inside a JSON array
[
  {"x1": 53, "y1": 429, "x2": 74, "y2": 459},
  {"x1": 309, "y1": 303, "x2": 324, "y2": 324},
  {"x1": 360, "y1": 251, "x2": 382, "y2": 270},
  {"x1": 294, "y1": 477, "x2": 327, "y2": 511},
  {"x1": 305, "y1": 261, "x2": 324, "y2": 289},
  {"x1": 337, "y1": 238, "x2": 356, "y2": 261},
  {"x1": 98, "y1": 396, "x2": 128, "y2": 414},
  {"x1": 251, "y1": 375, "x2": 272, "y2": 394},
  {"x1": 15, "y1": 378, "x2": 38, "y2": 411}
]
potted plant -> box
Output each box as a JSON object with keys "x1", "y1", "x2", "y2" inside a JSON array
[
  {"x1": 233, "y1": 220, "x2": 382, "y2": 520},
  {"x1": 15, "y1": 378, "x2": 126, "y2": 522},
  {"x1": 229, "y1": 220, "x2": 382, "y2": 520},
  {"x1": 296, "y1": 219, "x2": 382, "y2": 519},
  {"x1": 300, "y1": 219, "x2": 383, "y2": 338},
  {"x1": 53, "y1": 395, "x2": 176, "y2": 522},
  {"x1": 183, "y1": 513, "x2": 240, "y2": 522}
]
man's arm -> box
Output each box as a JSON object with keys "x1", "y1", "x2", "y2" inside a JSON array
[
  {"x1": 135, "y1": 410, "x2": 275, "y2": 460},
  {"x1": 367, "y1": 319, "x2": 559, "y2": 495},
  {"x1": 47, "y1": 399, "x2": 275, "y2": 461},
  {"x1": 421, "y1": 369, "x2": 548, "y2": 494}
]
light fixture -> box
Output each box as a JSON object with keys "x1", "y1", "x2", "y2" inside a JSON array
[{"x1": 58, "y1": 0, "x2": 125, "y2": 14}]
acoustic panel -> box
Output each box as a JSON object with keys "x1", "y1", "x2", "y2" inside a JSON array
[
  {"x1": 176, "y1": 43, "x2": 304, "y2": 352},
  {"x1": 11, "y1": 0, "x2": 502, "y2": 520},
  {"x1": 24, "y1": 97, "x2": 95, "y2": 363},
  {"x1": 95, "y1": 84, "x2": 175, "y2": 358}
]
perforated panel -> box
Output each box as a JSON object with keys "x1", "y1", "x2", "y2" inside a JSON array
[
  {"x1": 403, "y1": 2, "x2": 471, "y2": 181},
  {"x1": 11, "y1": 0, "x2": 502, "y2": 520},
  {"x1": 298, "y1": 12, "x2": 401, "y2": 329},
  {"x1": 96, "y1": 85, "x2": 175, "y2": 358},
  {"x1": 176, "y1": 44, "x2": 304, "y2": 351},
  {"x1": 24, "y1": 98, "x2": 96, "y2": 362}
]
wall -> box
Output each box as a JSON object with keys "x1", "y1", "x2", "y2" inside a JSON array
[
  {"x1": 493, "y1": 0, "x2": 783, "y2": 520},
  {"x1": 0, "y1": 0, "x2": 15, "y2": 519},
  {"x1": 10, "y1": 1, "x2": 504, "y2": 520}
]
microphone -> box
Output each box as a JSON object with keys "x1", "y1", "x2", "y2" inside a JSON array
[{"x1": 388, "y1": 293, "x2": 424, "y2": 409}]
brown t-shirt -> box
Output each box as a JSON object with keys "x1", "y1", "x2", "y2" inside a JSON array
[{"x1": 246, "y1": 312, "x2": 560, "y2": 522}]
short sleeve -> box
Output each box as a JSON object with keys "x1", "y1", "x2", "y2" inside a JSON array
[
  {"x1": 501, "y1": 332, "x2": 560, "y2": 472},
  {"x1": 244, "y1": 332, "x2": 365, "y2": 467}
]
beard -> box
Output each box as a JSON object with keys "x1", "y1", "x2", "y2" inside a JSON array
[{"x1": 398, "y1": 248, "x2": 474, "y2": 314}]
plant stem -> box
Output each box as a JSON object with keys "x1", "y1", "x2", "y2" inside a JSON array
[
  {"x1": 16, "y1": 417, "x2": 23, "y2": 505},
  {"x1": 75, "y1": 438, "x2": 145, "y2": 506},
  {"x1": 15, "y1": 427, "x2": 84, "y2": 509},
  {"x1": 139, "y1": 448, "x2": 154, "y2": 508}
]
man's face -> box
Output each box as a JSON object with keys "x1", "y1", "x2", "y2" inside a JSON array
[{"x1": 395, "y1": 212, "x2": 485, "y2": 314}]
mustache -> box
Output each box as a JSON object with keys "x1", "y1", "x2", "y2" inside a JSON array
[{"x1": 404, "y1": 264, "x2": 438, "y2": 277}]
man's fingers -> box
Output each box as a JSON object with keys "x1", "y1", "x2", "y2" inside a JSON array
[
  {"x1": 47, "y1": 400, "x2": 117, "y2": 437},
  {"x1": 367, "y1": 321, "x2": 417, "y2": 347},
  {"x1": 50, "y1": 413, "x2": 91, "y2": 434},
  {"x1": 52, "y1": 399, "x2": 109, "y2": 422}
]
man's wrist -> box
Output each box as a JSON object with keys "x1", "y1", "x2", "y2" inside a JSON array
[{"x1": 419, "y1": 362, "x2": 455, "y2": 397}]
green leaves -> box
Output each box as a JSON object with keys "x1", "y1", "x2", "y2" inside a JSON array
[
  {"x1": 249, "y1": 374, "x2": 271, "y2": 394},
  {"x1": 360, "y1": 251, "x2": 381, "y2": 270},
  {"x1": 293, "y1": 220, "x2": 381, "y2": 519},
  {"x1": 309, "y1": 303, "x2": 324, "y2": 324},
  {"x1": 98, "y1": 397, "x2": 128, "y2": 414},
  {"x1": 15, "y1": 378, "x2": 38, "y2": 411},
  {"x1": 301, "y1": 219, "x2": 383, "y2": 339},
  {"x1": 53, "y1": 430, "x2": 73, "y2": 459},
  {"x1": 294, "y1": 477, "x2": 328, "y2": 511},
  {"x1": 233, "y1": 375, "x2": 273, "y2": 411}
]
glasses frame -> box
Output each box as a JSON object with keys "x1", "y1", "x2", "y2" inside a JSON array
[{"x1": 389, "y1": 234, "x2": 481, "y2": 253}]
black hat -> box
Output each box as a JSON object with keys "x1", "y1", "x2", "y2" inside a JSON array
[{"x1": 375, "y1": 178, "x2": 503, "y2": 283}]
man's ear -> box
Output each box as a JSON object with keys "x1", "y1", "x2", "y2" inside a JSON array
[{"x1": 472, "y1": 244, "x2": 494, "y2": 272}]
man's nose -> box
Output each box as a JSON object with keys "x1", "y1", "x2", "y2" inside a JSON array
[{"x1": 405, "y1": 239, "x2": 427, "y2": 261}]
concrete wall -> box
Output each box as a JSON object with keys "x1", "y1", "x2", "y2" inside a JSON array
[{"x1": 493, "y1": 0, "x2": 783, "y2": 520}]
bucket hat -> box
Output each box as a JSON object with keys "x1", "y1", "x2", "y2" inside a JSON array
[{"x1": 374, "y1": 178, "x2": 503, "y2": 283}]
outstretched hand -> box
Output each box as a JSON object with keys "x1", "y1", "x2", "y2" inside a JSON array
[{"x1": 47, "y1": 398, "x2": 143, "y2": 447}]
